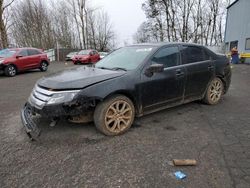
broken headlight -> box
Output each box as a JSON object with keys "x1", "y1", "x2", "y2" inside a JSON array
[{"x1": 47, "y1": 91, "x2": 79, "y2": 105}]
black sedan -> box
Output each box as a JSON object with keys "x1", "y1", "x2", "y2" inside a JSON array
[{"x1": 21, "y1": 42, "x2": 231, "y2": 139}]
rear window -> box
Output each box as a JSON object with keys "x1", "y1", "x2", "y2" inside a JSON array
[
  {"x1": 28, "y1": 49, "x2": 42, "y2": 56},
  {"x1": 181, "y1": 46, "x2": 210, "y2": 64}
]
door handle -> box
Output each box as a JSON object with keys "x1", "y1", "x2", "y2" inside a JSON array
[
  {"x1": 208, "y1": 65, "x2": 214, "y2": 70},
  {"x1": 176, "y1": 69, "x2": 184, "y2": 77}
]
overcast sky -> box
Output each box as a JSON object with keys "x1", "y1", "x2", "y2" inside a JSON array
[{"x1": 92, "y1": 0, "x2": 146, "y2": 47}]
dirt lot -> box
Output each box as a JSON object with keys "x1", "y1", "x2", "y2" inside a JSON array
[{"x1": 0, "y1": 62, "x2": 250, "y2": 188}]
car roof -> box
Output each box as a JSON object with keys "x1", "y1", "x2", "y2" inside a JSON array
[
  {"x1": 129, "y1": 42, "x2": 204, "y2": 47},
  {"x1": 6, "y1": 47, "x2": 42, "y2": 51}
]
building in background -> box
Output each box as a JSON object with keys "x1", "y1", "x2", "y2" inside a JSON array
[{"x1": 225, "y1": 0, "x2": 250, "y2": 56}]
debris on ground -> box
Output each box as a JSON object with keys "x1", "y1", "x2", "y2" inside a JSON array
[
  {"x1": 173, "y1": 159, "x2": 197, "y2": 166},
  {"x1": 174, "y1": 171, "x2": 187, "y2": 180}
]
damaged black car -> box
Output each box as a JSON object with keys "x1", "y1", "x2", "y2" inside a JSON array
[{"x1": 21, "y1": 42, "x2": 231, "y2": 140}]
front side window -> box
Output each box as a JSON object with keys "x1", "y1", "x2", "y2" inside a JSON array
[
  {"x1": 182, "y1": 46, "x2": 204, "y2": 64},
  {"x1": 18, "y1": 50, "x2": 28, "y2": 57},
  {"x1": 96, "y1": 46, "x2": 155, "y2": 71},
  {"x1": 151, "y1": 46, "x2": 179, "y2": 68}
]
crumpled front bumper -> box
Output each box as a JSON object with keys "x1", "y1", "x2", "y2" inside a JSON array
[{"x1": 21, "y1": 103, "x2": 41, "y2": 140}]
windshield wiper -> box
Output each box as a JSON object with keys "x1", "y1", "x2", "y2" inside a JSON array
[{"x1": 111, "y1": 67, "x2": 127, "y2": 71}]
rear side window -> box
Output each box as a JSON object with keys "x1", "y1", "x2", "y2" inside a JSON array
[
  {"x1": 18, "y1": 50, "x2": 28, "y2": 57},
  {"x1": 28, "y1": 49, "x2": 41, "y2": 56},
  {"x1": 182, "y1": 46, "x2": 205, "y2": 64},
  {"x1": 151, "y1": 46, "x2": 179, "y2": 68}
]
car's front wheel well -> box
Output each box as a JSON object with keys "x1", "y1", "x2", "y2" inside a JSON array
[
  {"x1": 100, "y1": 91, "x2": 138, "y2": 114},
  {"x1": 6, "y1": 63, "x2": 18, "y2": 72},
  {"x1": 41, "y1": 60, "x2": 49, "y2": 65}
]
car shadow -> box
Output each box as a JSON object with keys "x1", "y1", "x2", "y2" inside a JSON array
[
  {"x1": 29, "y1": 101, "x2": 206, "y2": 143},
  {"x1": 0, "y1": 69, "x2": 42, "y2": 79}
]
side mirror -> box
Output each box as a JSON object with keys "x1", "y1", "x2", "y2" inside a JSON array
[
  {"x1": 16, "y1": 55, "x2": 23, "y2": 59},
  {"x1": 145, "y1": 63, "x2": 164, "y2": 77}
]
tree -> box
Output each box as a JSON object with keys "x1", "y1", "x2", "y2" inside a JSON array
[
  {"x1": 0, "y1": 0, "x2": 15, "y2": 48},
  {"x1": 11, "y1": 0, "x2": 55, "y2": 49},
  {"x1": 134, "y1": 0, "x2": 229, "y2": 46}
]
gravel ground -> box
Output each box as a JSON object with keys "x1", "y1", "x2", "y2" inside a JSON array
[{"x1": 0, "y1": 62, "x2": 250, "y2": 188}]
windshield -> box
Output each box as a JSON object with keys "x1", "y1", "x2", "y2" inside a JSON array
[
  {"x1": 77, "y1": 50, "x2": 91, "y2": 55},
  {"x1": 0, "y1": 49, "x2": 17, "y2": 58},
  {"x1": 96, "y1": 46, "x2": 154, "y2": 71}
]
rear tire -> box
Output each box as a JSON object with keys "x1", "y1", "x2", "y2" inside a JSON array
[
  {"x1": 4, "y1": 65, "x2": 17, "y2": 77},
  {"x1": 203, "y1": 77, "x2": 224, "y2": 105},
  {"x1": 94, "y1": 95, "x2": 135, "y2": 136},
  {"x1": 40, "y1": 61, "x2": 48, "y2": 72}
]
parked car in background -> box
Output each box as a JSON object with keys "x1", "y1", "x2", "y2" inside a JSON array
[
  {"x1": 65, "y1": 51, "x2": 78, "y2": 61},
  {"x1": 21, "y1": 42, "x2": 231, "y2": 139},
  {"x1": 72, "y1": 50, "x2": 100, "y2": 64},
  {"x1": 99, "y1": 52, "x2": 108, "y2": 59},
  {"x1": 0, "y1": 48, "x2": 50, "y2": 77}
]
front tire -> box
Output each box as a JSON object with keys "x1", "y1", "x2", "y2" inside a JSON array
[
  {"x1": 94, "y1": 95, "x2": 135, "y2": 136},
  {"x1": 4, "y1": 65, "x2": 17, "y2": 77},
  {"x1": 40, "y1": 61, "x2": 48, "y2": 72},
  {"x1": 203, "y1": 77, "x2": 224, "y2": 105}
]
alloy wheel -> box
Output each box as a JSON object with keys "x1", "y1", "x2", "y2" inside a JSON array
[
  {"x1": 8, "y1": 66, "x2": 16, "y2": 76},
  {"x1": 41, "y1": 62, "x2": 48, "y2": 71},
  {"x1": 104, "y1": 100, "x2": 133, "y2": 133},
  {"x1": 209, "y1": 79, "x2": 223, "y2": 103}
]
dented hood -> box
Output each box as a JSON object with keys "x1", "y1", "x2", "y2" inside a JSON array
[{"x1": 38, "y1": 66, "x2": 126, "y2": 90}]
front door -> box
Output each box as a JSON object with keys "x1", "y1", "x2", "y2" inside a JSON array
[
  {"x1": 15, "y1": 49, "x2": 30, "y2": 70},
  {"x1": 140, "y1": 46, "x2": 185, "y2": 112}
]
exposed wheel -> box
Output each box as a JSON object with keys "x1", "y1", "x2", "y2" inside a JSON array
[
  {"x1": 40, "y1": 61, "x2": 48, "y2": 72},
  {"x1": 94, "y1": 95, "x2": 135, "y2": 136},
  {"x1": 203, "y1": 77, "x2": 224, "y2": 105},
  {"x1": 4, "y1": 65, "x2": 17, "y2": 77}
]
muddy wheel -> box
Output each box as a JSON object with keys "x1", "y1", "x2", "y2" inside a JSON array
[
  {"x1": 94, "y1": 95, "x2": 135, "y2": 136},
  {"x1": 4, "y1": 65, "x2": 17, "y2": 77},
  {"x1": 203, "y1": 77, "x2": 224, "y2": 105}
]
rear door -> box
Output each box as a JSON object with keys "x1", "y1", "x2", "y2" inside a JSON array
[
  {"x1": 27, "y1": 49, "x2": 42, "y2": 68},
  {"x1": 140, "y1": 45, "x2": 186, "y2": 111},
  {"x1": 180, "y1": 45, "x2": 215, "y2": 100}
]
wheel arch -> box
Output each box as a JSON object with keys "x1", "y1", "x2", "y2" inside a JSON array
[
  {"x1": 102, "y1": 90, "x2": 139, "y2": 115},
  {"x1": 5, "y1": 63, "x2": 18, "y2": 72},
  {"x1": 41, "y1": 59, "x2": 49, "y2": 65},
  {"x1": 203, "y1": 75, "x2": 225, "y2": 99}
]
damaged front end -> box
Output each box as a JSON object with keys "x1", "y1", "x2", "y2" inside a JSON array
[{"x1": 20, "y1": 84, "x2": 99, "y2": 140}]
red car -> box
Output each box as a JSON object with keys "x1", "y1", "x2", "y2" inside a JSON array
[
  {"x1": 72, "y1": 50, "x2": 100, "y2": 64},
  {"x1": 0, "y1": 48, "x2": 50, "y2": 77}
]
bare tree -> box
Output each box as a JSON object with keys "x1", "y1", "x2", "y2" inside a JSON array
[
  {"x1": 135, "y1": 0, "x2": 229, "y2": 46},
  {"x1": 11, "y1": 0, "x2": 55, "y2": 49},
  {"x1": 0, "y1": 0, "x2": 14, "y2": 48}
]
